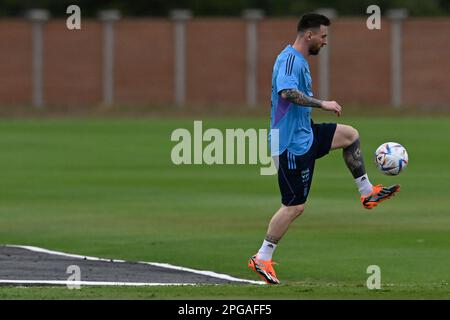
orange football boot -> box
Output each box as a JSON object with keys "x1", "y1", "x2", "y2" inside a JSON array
[
  {"x1": 248, "y1": 255, "x2": 280, "y2": 285},
  {"x1": 361, "y1": 184, "x2": 400, "y2": 209}
]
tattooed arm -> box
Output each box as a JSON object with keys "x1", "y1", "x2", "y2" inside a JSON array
[
  {"x1": 280, "y1": 89, "x2": 323, "y2": 107},
  {"x1": 280, "y1": 89, "x2": 342, "y2": 116}
]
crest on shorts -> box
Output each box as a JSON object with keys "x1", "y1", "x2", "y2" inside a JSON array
[{"x1": 301, "y1": 168, "x2": 310, "y2": 183}]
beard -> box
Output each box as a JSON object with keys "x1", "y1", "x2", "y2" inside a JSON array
[{"x1": 309, "y1": 47, "x2": 321, "y2": 55}]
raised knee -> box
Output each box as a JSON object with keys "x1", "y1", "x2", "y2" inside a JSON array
[{"x1": 349, "y1": 126, "x2": 359, "y2": 142}]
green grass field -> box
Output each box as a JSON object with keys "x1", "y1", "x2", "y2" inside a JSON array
[{"x1": 0, "y1": 115, "x2": 449, "y2": 299}]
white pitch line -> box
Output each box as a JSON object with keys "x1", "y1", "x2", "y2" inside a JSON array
[
  {"x1": 0, "y1": 280, "x2": 197, "y2": 287},
  {"x1": 5, "y1": 245, "x2": 265, "y2": 285}
]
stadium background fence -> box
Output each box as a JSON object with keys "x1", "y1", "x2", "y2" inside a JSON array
[{"x1": 0, "y1": 9, "x2": 449, "y2": 109}]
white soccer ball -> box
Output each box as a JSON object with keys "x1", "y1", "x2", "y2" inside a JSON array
[{"x1": 374, "y1": 142, "x2": 408, "y2": 176}]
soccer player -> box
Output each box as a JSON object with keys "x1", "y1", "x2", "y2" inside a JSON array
[{"x1": 248, "y1": 13, "x2": 400, "y2": 285}]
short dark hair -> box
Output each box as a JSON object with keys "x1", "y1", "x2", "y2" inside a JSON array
[{"x1": 297, "y1": 13, "x2": 331, "y2": 33}]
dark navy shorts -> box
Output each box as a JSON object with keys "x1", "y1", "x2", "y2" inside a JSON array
[{"x1": 277, "y1": 122, "x2": 337, "y2": 206}]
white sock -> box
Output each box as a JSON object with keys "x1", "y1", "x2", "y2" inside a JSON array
[
  {"x1": 257, "y1": 240, "x2": 277, "y2": 261},
  {"x1": 355, "y1": 173, "x2": 373, "y2": 196}
]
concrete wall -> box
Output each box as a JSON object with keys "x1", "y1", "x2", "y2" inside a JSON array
[
  {"x1": 0, "y1": 20, "x2": 32, "y2": 105},
  {"x1": 0, "y1": 17, "x2": 448, "y2": 108}
]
